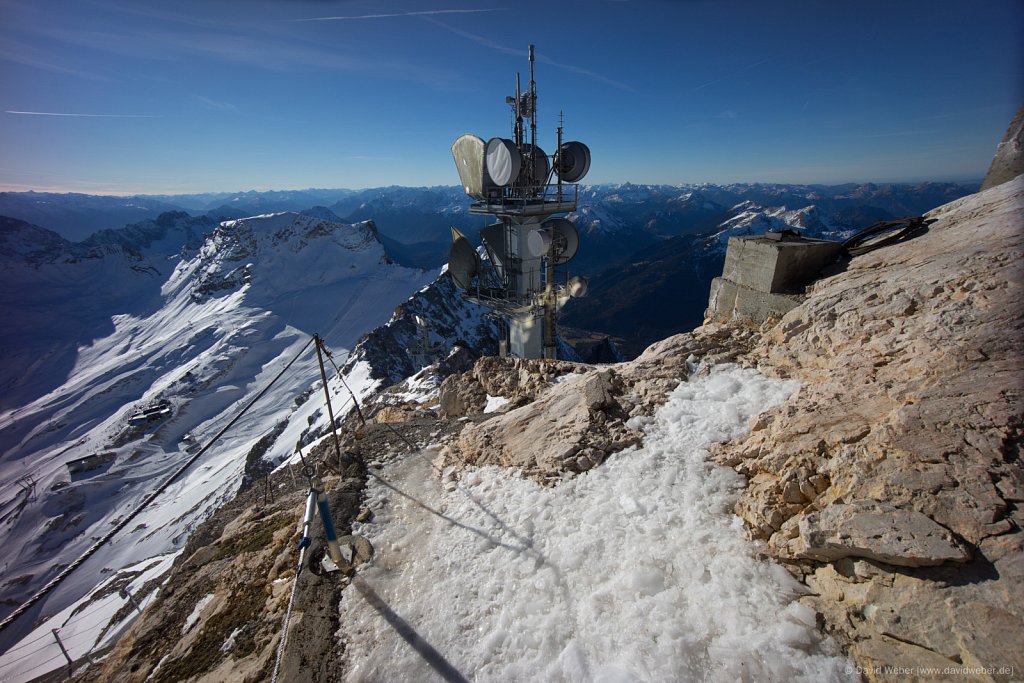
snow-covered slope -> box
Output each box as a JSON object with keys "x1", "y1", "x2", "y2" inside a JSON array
[
  {"x1": 0, "y1": 216, "x2": 183, "y2": 412},
  {"x1": 0, "y1": 212, "x2": 433, "y2": 651}
]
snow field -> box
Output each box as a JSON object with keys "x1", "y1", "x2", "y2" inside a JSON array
[{"x1": 340, "y1": 365, "x2": 855, "y2": 682}]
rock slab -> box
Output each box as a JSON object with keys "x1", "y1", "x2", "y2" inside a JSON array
[{"x1": 792, "y1": 501, "x2": 969, "y2": 567}]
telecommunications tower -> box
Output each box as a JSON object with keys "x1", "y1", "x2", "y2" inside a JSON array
[{"x1": 447, "y1": 45, "x2": 591, "y2": 360}]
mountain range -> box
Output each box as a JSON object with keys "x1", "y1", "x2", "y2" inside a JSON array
[{"x1": 0, "y1": 182, "x2": 976, "y2": 359}]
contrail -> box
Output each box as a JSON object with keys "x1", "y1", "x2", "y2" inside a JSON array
[
  {"x1": 291, "y1": 8, "x2": 505, "y2": 22},
  {"x1": 423, "y1": 17, "x2": 634, "y2": 92},
  {"x1": 5, "y1": 110, "x2": 160, "y2": 118}
]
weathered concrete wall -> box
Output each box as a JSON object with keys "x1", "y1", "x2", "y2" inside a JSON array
[
  {"x1": 707, "y1": 234, "x2": 841, "y2": 324},
  {"x1": 721, "y1": 236, "x2": 842, "y2": 293},
  {"x1": 706, "y1": 276, "x2": 803, "y2": 324}
]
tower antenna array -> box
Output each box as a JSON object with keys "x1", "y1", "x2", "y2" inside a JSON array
[{"x1": 448, "y1": 45, "x2": 591, "y2": 359}]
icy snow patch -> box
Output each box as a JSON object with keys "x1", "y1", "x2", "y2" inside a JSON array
[
  {"x1": 395, "y1": 372, "x2": 441, "y2": 405},
  {"x1": 341, "y1": 364, "x2": 854, "y2": 682},
  {"x1": 182, "y1": 593, "x2": 215, "y2": 635},
  {"x1": 483, "y1": 395, "x2": 509, "y2": 414},
  {"x1": 220, "y1": 627, "x2": 243, "y2": 653}
]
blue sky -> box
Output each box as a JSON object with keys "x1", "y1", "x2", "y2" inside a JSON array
[{"x1": 1, "y1": 0, "x2": 1020, "y2": 194}]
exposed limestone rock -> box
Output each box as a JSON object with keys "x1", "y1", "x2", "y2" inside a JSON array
[
  {"x1": 788, "y1": 501, "x2": 970, "y2": 567},
  {"x1": 446, "y1": 323, "x2": 766, "y2": 479},
  {"x1": 438, "y1": 356, "x2": 588, "y2": 418},
  {"x1": 711, "y1": 176, "x2": 1024, "y2": 678},
  {"x1": 453, "y1": 369, "x2": 639, "y2": 476},
  {"x1": 981, "y1": 105, "x2": 1024, "y2": 191},
  {"x1": 437, "y1": 374, "x2": 487, "y2": 418}
]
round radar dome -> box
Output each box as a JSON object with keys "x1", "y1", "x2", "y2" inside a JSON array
[
  {"x1": 554, "y1": 141, "x2": 591, "y2": 183},
  {"x1": 567, "y1": 275, "x2": 589, "y2": 298},
  {"x1": 485, "y1": 138, "x2": 521, "y2": 187},
  {"x1": 541, "y1": 218, "x2": 579, "y2": 264}
]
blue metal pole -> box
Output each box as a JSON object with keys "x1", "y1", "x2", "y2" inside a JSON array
[{"x1": 315, "y1": 489, "x2": 344, "y2": 566}]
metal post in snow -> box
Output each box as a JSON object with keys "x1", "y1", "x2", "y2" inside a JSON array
[
  {"x1": 119, "y1": 586, "x2": 143, "y2": 614},
  {"x1": 313, "y1": 335, "x2": 346, "y2": 469},
  {"x1": 315, "y1": 487, "x2": 345, "y2": 568},
  {"x1": 51, "y1": 628, "x2": 73, "y2": 678}
]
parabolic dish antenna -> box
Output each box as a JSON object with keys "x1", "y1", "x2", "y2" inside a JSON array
[
  {"x1": 554, "y1": 141, "x2": 591, "y2": 183},
  {"x1": 447, "y1": 227, "x2": 481, "y2": 289},
  {"x1": 518, "y1": 144, "x2": 550, "y2": 187},
  {"x1": 480, "y1": 222, "x2": 509, "y2": 279},
  {"x1": 485, "y1": 138, "x2": 522, "y2": 187},
  {"x1": 526, "y1": 227, "x2": 552, "y2": 258},
  {"x1": 542, "y1": 217, "x2": 579, "y2": 264}
]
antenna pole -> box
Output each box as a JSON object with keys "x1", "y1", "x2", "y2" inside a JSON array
[
  {"x1": 557, "y1": 111, "x2": 564, "y2": 196},
  {"x1": 528, "y1": 44, "x2": 537, "y2": 186},
  {"x1": 515, "y1": 73, "x2": 523, "y2": 147},
  {"x1": 314, "y1": 334, "x2": 345, "y2": 469}
]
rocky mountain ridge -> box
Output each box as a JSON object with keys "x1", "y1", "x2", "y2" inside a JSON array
[
  {"x1": 2, "y1": 182, "x2": 977, "y2": 360},
  {"x1": 0, "y1": 210, "x2": 435, "y2": 667},
  {"x1": 714, "y1": 175, "x2": 1023, "y2": 676}
]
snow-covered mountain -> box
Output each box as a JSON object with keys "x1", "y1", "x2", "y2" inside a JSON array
[
  {"x1": 0, "y1": 182, "x2": 975, "y2": 267},
  {"x1": 0, "y1": 180, "x2": 977, "y2": 364},
  {"x1": 0, "y1": 211, "x2": 439, "y2": 651}
]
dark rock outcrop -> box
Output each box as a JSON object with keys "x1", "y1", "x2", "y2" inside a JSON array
[{"x1": 981, "y1": 105, "x2": 1024, "y2": 191}]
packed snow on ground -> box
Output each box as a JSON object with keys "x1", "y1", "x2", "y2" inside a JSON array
[
  {"x1": 483, "y1": 395, "x2": 509, "y2": 414},
  {"x1": 341, "y1": 364, "x2": 855, "y2": 682}
]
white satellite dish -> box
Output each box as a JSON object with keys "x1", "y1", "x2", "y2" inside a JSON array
[
  {"x1": 451, "y1": 134, "x2": 488, "y2": 199},
  {"x1": 526, "y1": 227, "x2": 552, "y2": 257},
  {"x1": 447, "y1": 227, "x2": 481, "y2": 289},
  {"x1": 542, "y1": 217, "x2": 579, "y2": 264},
  {"x1": 567, "y1": 275, "x2": 588, "y2": 298},
  {"x1": 485, "y1": 138, "x2": 521, "y2": 187},
  {"x1": 554, "y1": 141, "x2": 591, "y2": 183}
]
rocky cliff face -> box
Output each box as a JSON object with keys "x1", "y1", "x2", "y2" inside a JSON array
[
  {"x1": 981, "y1": 106, "x2": 1024, "y2": 191},
  {"x1": 713, "y1": 175, "x2": 1023, "y2": 678}
]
